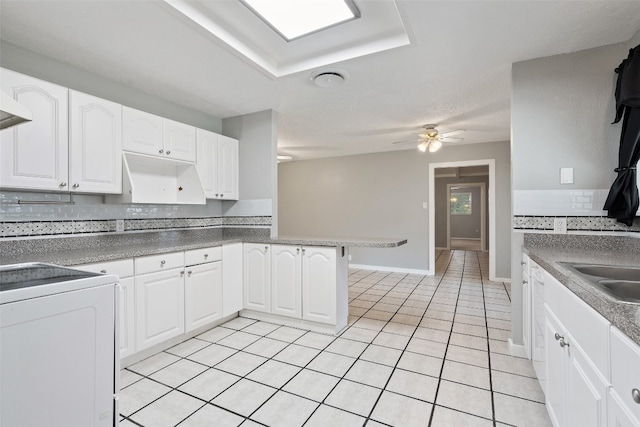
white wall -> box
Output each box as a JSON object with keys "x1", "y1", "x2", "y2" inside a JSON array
[{"x1": 278, "y1": 140, "x2": 510, "y2": 276}]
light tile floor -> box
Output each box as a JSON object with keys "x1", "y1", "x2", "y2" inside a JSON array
[{"x1": 119, "y1": 250, "x2": 552, "y2": 426}]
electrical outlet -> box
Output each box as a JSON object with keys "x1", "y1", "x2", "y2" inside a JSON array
[
  {"x1": 348, "y1": 255, "x2": 352, "y2": 261},
  {"x1": 116, "y1": 219, "x2": 125, "y2": 233},
  {"x1": 553, "y1": 218, "x2": 567, "y2": 234}
]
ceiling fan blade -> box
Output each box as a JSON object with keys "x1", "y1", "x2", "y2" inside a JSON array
[
  {"x1": 439, "y1": 136, "x2": 464, "y2": 141},
  {"x1": 392, "y1": 139, "x2": 420, "y2": 145},
  {"x1": 440, "y1": 129, "x2": 464, "y2": 137}
]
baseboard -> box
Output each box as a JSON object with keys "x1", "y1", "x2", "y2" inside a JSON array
[
  {"x1": 492, "y1": 276, "x2": 512, "y2": 283},
  {"x1": 349, "y1": 263, "x2": 429, "y2": 275},
  {"x1": 508, "y1": 338, "x2": 528, "y2": 358}
]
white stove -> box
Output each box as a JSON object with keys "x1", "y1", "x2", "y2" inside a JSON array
[{"x1": 1, "y1": 262, "x2": 119, "y2": 427}]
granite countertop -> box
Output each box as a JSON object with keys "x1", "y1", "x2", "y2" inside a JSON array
[
  {"x1": 523, "y1": 234, "x2": 640, "y2": 347},
  {"x1": 0, "y1": 229, "x2": 407, "y2": 267}
]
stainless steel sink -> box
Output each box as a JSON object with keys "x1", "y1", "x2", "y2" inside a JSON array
[
  {"x1": 561, "y1": 263, "x2": 640, "y2": 303},
  {"x1": 571, "y1": 264, "x2": 640, "y2": 282}
]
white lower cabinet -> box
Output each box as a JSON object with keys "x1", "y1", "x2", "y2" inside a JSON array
[
  {"x1": 185, "y1": 260, "x2": 222, "y2": 333},
  {"x1": 610, "y1": 326, "x2": 640, "y2": 426},
  {"x1": 222, "y1": 243, "x2": 244, "y2": 317},
  {"x1": 70, "y1": 258, "x2": 135, "y2": 358},
  {"x1": 135, "y1": 268, "x2": 185, "y2": 351},
  {"x1": 271, "y1": 245, "x2": 302, "y2": 318},
  {"x1": 243, "y1": 243, "x2": 271, "y2": 313},
  {"x1": 244, "y1": 243, "x2": 342, "y2": 328},
  {"x1": 301, "y1": 246, "x2": 336, "y2": 324},
  {"x1": 118, "y1": 277, "x2": 135, "y2": 358},
  {"x1": 545, "y1": 306, "x2": 609, "y2": 427}
]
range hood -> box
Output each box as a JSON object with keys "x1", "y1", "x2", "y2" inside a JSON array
[{"x1": 0, "y1": 90, "x2": 33, "y2": 130}]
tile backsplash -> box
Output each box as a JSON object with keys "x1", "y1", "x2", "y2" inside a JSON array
[
  {"x1": 513, "y1": 215, "x2": 640, "y2": 233},
  {"x1": 0, "y1": 190, "x2": 272, "y2": 238},
  {"x1": 0, "y1": 216, "x2": 272, "y2": 238}
]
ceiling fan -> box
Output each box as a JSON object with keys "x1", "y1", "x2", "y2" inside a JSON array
[{"x1": 393, "y1": 125, "x2": 464, "y2": 153}]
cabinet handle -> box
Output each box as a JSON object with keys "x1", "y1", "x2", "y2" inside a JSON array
[
  {"x1": 72, "y1": 183, "x2": 79, "y2": 189},
  {"x1": 160, "y1": 260, "x2": 166, "y2": 266},
  {"x1": 166, "y1": 150, "x2": 171, "y2": 155},
  {"x1": 215, "y1": 194, "x2": 219, "y2": 197},
  {"x1": 59, "y1": 182, "x2": 67, "y2": 187},
  {"x1": 297, "y1": 248, "x2": 300, "y2": 254},
  {"x1": 302, "y1": 248, "x2": 306, "y2": 255},
  {"x1": 220, "y1": 193, "x2": 223, "y2": 197},
  {"x1": 264, "y1": 246, "x2": 269, "y2": 252},
  {"x1": 523, "y1": 279, "x2": 528, "y2": 284},
  {"x1": 554, "y1": 333, "x2": 564, "y2": 341},
  {"x1": 204, "y1": 254, "x2": 208, "y2": 259},
  {"x1": 187, "y1": 270, "x2": 192, "y2": 276},
  {"x1": 520, "y1": 261, "x2": 526, "y2": 266},
  {"x1": 632, "y1": 389, "x2": 640, "y2": 404},
  {"x1": 159, "y1": 149, "x2": 164, "y2": 154},
  {"x1": 559, "y1": 338, "x2": 569, "y2": 348},
  {"x1": 180, "y1": 270, "x2": 184, "y2": 277},
  {"x1": 100, "y1": 269, "x2": 107, "y2": 274}
]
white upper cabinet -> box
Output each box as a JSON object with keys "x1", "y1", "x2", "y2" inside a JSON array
[
  {"x1": 122, "y1": 106, "x2": 163, "y2": 157},
  {"x1": 0, "y1": 68, "x2": 69, "y2": 191},
  {"x1": 196, "y1": 129, "x2": 239, "y2": 200},
  {"x1": 217, "y1": 134, "x2": 239, "y2": 200},
  {"x1": 123, "y1": 106, "x2": 196, "y2": 162},
  {"x1": 164, "y1": 118, "x2": 196, "y2": 162},
  {"x1": 69, "y1": 90, "x2": 122, "y2": 194}
]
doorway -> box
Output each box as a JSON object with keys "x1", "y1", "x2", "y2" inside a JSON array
[
  {"x1": 428, "y1": 159, "x2": 497, "y2": 280},
  {"x1": 447, "y1": 182, "x2": 486, "y2": 251}
]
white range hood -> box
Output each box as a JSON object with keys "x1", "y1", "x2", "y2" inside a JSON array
[{"x1": 0, "y1": 90, "x2": 32, "y2": 129}]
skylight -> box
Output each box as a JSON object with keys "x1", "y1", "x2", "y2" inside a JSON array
[{"x1": 241, "y1": 0, "x2": 360, "y2": 41}]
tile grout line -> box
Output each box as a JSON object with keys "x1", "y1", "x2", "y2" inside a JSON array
[{"x1": 427, "y1": 250, "x2": 467, "y2": 427}]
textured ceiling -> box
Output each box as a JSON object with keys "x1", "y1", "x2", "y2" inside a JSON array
[{"x1": 1, "y1": 1, "x2": 639, "y2": 160}]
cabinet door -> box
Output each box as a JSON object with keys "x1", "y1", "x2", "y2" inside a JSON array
[
  {"x1": 611, "y1": 327, "x2": 640, "y2": 422},
  {"x1": 0, "y1": 68, "x2": 69, "y2": 191},
  {"x1": 196, "y1": 128, "x2": 219, "y2": 198},
  {"x1": 185, "y1": 261, "x2": 222, "y2": 332},
  {"x1": 565, "y1": 335, "x2": 608, "y2": 427},
  {"x1": 243, "y1": 244, "x2": 271, "y2": 313},
  {"x1": 135, "y1": 268, "x2": 185, "y2": 351},
  {"x1": 217, "y1": 135, "x2": 238, "y2": 200},
  {"x1": 271, "y1": 245, "x2": 302, "y2": 318},
  {"x1": 164, "y1": 118, "x2": 196, "y2": 162},
  {"x1": 223, "y1": 243, "x2": 244, "y2": 317},
  {"x1": 609, "y1": 390, "x2": 640, "y2": 427},
  {"x1": 122, "y1": 106, "x2": 163, "y2": 157},
  {"x1": 69, "y1": 90, "x2": 122, "y2": 194},
  {"x1": 302, "y1": 246, "x2": 336, "y2": 324},
  {"x1": 544, "y1": 306, "x2": 566, "y2": 427},
  {"x1": 119, "y1": 277, "x2": 135, "y2": 358},
  {"x1": 522, "y1": 254, "x2": 531, "y2": 360}
]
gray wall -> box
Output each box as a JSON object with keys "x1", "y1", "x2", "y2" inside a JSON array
[
  {"x1": 511, "y1": 42, "x2": 627, "y2": 191},
  {"x1": 450, "y1": 186, "x2": 482, "y2": 239},
  {"x1": 222, "y1": 110, "x2": 278, "y2": 232},
  {"x1": 278, "y1": 140, "x2": 510, "y2": 276},
  {"x1": 434, "y1": 176, "x2": 489, "y2": 248},
  {"x1": 0, "y1": 41, "x2": 222, "y2": 132}
]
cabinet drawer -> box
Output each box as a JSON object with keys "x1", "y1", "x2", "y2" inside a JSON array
[
  {"x1": 185, "y1": 246, "x2": 222, "y2": 266},
  {"x1": 135, "y1": 252, "x2": 184, "y2": 275},
  {"x1": 73, "y1": 258, "x2": 134, "y2": 278},
  {"x1": 610, "y1": 326, "x2": 640, "y2": 421}
]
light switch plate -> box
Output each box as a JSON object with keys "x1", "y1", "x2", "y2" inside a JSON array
[
  {"x1": 560, "y1": 167, "x2": 574, "y2": 184},
  {"x1": 422, "y1": 202, "x2": 428, "y2": 209}
]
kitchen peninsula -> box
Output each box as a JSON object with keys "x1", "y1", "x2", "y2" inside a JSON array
[{"x1": 0, "y1": 228, "x2": 407, "y2": 366}]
